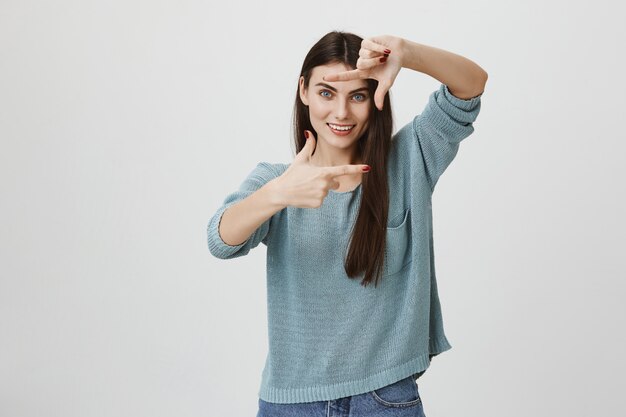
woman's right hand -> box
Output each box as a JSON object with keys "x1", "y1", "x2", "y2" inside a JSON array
[{"x1": 270, "y1": 130, "x2": 371, "y2": 209}]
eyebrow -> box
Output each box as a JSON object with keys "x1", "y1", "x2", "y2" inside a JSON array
[{"x1": 314, "y1": 82, "x2": 368, "y2": 94}]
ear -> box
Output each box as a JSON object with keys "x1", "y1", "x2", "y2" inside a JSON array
[{"x1": 299, "y1": 76, "x2": 309, "y2": 106}]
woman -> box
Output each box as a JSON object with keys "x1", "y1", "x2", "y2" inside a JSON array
[{"x1": 207, "y1": 31, "x2": 487, "y2": 417}]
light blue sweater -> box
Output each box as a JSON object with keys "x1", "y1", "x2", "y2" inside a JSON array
[{"x1": 207, "y1": 83, "x2": 482, "y2": 404}]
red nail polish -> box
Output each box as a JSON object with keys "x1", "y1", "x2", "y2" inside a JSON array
[
  {"x1": 384, "y1": 49, "x2": 391, "y2": 54},
  {"x1": 380, "y1": 56, "x2": 387, "y2": 63},
  {"x1": 305, "y1": 131, "x2": 309, "y2": 139},
  {"x1": 362, "y1": 165, "x2": 371, "y2": 172}
]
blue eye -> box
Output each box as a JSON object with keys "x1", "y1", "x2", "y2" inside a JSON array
[{"x1": 319, "y1": 89, "x2": 368, "y2": 102}]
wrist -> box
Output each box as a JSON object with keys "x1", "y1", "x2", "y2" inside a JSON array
[
  {"x1": 263, "y1": 178, "x2": 289, "y2": 210},
  {"x1": 399, "y1": 38, "x2": 422, "y2": 71}
]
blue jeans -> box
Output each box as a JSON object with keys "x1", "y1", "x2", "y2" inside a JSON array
[{"x1": 257, "y1": 375, "x2": 426, "y2": 417}]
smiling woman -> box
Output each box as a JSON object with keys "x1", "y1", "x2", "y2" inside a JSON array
[
  {"x1": 299, "y1": 63, "x2": 374, "y2": 166},
  {"x1": 207, "y1": 29, "x2": 486, "y2": 414}
]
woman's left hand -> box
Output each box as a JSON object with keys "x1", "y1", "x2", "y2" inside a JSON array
[{"x1": 323, "y1": 35, "x2": 405, "y2": 111}]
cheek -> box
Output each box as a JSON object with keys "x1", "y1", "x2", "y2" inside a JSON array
[
  {"x1": 309, "y1": 102, "x2": 331, "y2": 121},
  {"x1": 357, "y1": 109, "x2": 370, "y2": 126}
]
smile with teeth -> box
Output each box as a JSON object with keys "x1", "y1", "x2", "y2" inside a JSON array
[{"x1": 327, "y1": 123, "x2": 355, "y2": 131}]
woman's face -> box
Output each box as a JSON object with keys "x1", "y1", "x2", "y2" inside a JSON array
[{"x1": 299, "y1": 62, "x2": 371, "y2": 156}]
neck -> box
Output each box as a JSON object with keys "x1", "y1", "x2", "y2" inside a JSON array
[{"x1": 310, "y1": 141, "x2": 362, "y2": 167}]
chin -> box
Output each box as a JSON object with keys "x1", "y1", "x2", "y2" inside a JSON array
[{"x1": 324, "y1": 136, "x2": 357, "y2": 148}]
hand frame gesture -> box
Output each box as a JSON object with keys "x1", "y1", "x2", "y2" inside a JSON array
[{"x1": 323, "y1": 35, "x2": 405, "y2": 111}]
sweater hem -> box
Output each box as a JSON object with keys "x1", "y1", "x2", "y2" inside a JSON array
[{"x1": 258, "y1": 337, "x2": 452, "y2": 404}]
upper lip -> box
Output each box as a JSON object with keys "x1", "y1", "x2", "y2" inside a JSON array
[{"x1": 327, "y1": 123, "x2": 355, "y2": 126}]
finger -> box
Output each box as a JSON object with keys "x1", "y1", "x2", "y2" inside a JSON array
[
  {"x1": 330, "y1": 179, "x2": 341, "y2": 190},
  {"x1": 359, "y1": 48, "x2": 384, "y2": 59},
  {"x1": 295, "y1": 130, "x2": 316, "y2": 161},
  {"x1": 356, "y1": 56, "x2": 387, "y2": 70},
  {"x1": 324, "y1": 163, "x2": 371, "y2": 178},
  {"x1": 322, "y1": 68, "x2": 366, "y2": 82},
  {"x1": 362, "y1": 38, "x2": 392, "y2": 55},
  {"x1": 374, "y1": 81, "x2": 389, "y2": 111}
]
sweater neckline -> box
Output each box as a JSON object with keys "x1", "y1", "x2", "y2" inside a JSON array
[{"x1": 328, "y1": 182, "x2": 362, "y2": 195}]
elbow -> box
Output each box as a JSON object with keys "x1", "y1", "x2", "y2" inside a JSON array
[
  {"x1": 467, "y1": 74, "x2": 487, "y2": 99},
  {"x1": 477, "y1": 70, "x2": 488, "y2": 93}
]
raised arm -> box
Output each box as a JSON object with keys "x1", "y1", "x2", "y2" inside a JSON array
[
  {"x1": 322, "y1": 35, "x2": 487, "y2": 109},
  {"x1": 321, "y1": 35, "x2": 488, "y2": 190},
  {"x1": 399, "y1": 39, "x2": 487, "y2": 100}
]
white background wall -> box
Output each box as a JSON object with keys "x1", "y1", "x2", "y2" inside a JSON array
[{"x1": 1, "y1": 1, "x2": 624, "y2": 416}]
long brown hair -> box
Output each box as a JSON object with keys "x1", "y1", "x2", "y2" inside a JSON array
[{"x1": 293, "y1": 31, "x2": 394, "y2": 288}]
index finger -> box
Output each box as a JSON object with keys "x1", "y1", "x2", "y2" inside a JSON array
[
  {"x1": 362, "y1": 38, "x2": 392, "y2": 55},
  {"x1": 322, "y1": 68, "x2": 366, "y2": 82},
  {"x1": 323, "y1": 164, "x2": 371, "y2": 177}
]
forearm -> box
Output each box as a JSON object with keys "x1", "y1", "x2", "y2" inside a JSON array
[
  {"x1": 399, "y1": 39, "x2": 488, "y2": 99},
  {"x1": 218, "y1": 180, "x2": 285, "y2": 246}
]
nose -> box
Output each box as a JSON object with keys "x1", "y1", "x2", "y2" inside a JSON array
[{"x1": 334, "y1": 96, "x2": 349, "y2": 120}]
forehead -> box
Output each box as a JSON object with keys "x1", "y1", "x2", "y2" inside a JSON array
[{"x1": 310, "y1": 63, "x2": 368, "y2": 90}]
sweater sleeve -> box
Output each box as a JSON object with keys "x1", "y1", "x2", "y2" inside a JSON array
[
  {"x1": 412, "y1": 83, "x2": 482, "y2": 191},
  {"x1": 207, "y1": 161, "x2": 278, "y2": 259}
]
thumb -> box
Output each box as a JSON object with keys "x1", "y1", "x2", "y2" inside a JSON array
[
  {"x1": 374, "y1": 81, "x2": 388, "y2": 111},
  {"x1": 295, "y1": 130, "x2": 316, "y2": 162}
]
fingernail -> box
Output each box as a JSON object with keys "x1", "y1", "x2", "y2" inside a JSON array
[
  {"x1": 384, "y1": 49, "x2": 391, "y2": 54},
  {"x1": 305, "y1": 131, "x2": 309, "y2": 139},
  {"x1": 380, "y1": 56, "x2": 387, "y2": 63},
  {"x1": 362, "y1": 165, "x2": 371, "y2": 172}
]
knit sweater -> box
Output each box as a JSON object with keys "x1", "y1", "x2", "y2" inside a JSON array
[{"x1": 207, "y1": 83, "x2": 482, "y2": 404}]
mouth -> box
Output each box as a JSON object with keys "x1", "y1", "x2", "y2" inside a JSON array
[{"x1": 327, "y1": 123, "x2": 356, "y2": 134}]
